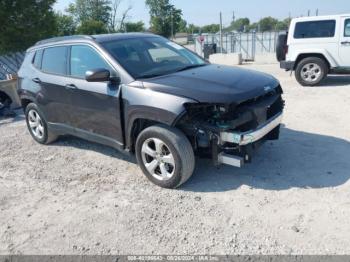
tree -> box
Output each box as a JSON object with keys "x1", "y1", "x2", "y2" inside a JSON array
[
  {"x1": 76, "y1": 20, "x2": 108, "y2": 34},
  {"x1": 55, "y1": 12, "x2": 76, "y2": 36},
  {"x1": 178, "y1": 19, "x2": 187, "y2": 33},
  {"x1": 258, "y1": 16, "x2": 279, "y2": 31},
  {"x1": 125, "y1": 21, "x2": 145, "y2": 32},
  {"x1": 276, "y1": 18, "x2": 292, "y2": 30},
  {"x1": 109, "y1": 0, "x2": 132, "y2": 32},
  {"x1": 146, "y1": 0, "x2": 183, "y2": 38},
  {"x1": 228, "y1": 18, "x2": 250, "y2": 32},
  {"x1": 67, "y1": 0, "x2": 111, "y2": 26},
  {"x1": 201, "y1": 24, "x2": 220, "y2": 33},
  {"x1": 0, "y1": 0, "x2": 57, "y2": 54},
  {"x1": 188, "y1": 24, "x2": 201, "y2": 34}
]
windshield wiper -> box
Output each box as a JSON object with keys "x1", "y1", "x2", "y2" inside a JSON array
[
  {"x1": 174, "y1": 64, "x2": 207, "y2": 73},
  {"x1": 136, "y1": 73, "x2": 165, "y2": 79}
]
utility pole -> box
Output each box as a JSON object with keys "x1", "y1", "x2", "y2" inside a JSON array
[
  {"x1": 220, "y1": 12, "x2": 223, "y2": 53},
  {"x1": 316, "y1": 9, "x2": 319, "y2": 16},
  {"x1": 308, "y1": 10, "x2": 310, "y2": 16},
  {"x1": 171, "y1": 10, "x2": 174, "y2": 39},
  {"x1": 232, "y1": 11, "x2": 235, "y2": 23}
]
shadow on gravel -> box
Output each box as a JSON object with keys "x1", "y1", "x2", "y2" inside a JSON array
[
  {"x1": 318, "y1": 75, "x2": 350, "y2": 87},
  {"x1": 0, "y1": 111, "x2": 25, "y2": 125},
  {"x1": 54, "y1": 136, "x2": 136, "y2": 164},
  {"x1": 182, "y1": 127, "x2": 350, "y2": 192}
]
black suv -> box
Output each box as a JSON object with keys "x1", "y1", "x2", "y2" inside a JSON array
[{"x1": 18, "y1": 33, "x2": 284, "y2": 188}]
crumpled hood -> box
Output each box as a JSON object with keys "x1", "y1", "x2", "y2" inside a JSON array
[{"x1": 142, "y1": 64, "x2": 280, "y2": 104}]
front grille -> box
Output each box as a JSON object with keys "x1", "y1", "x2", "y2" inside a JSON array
[
  {"x1": 267, "y1": 96, "x2": 284, "y2": 119},
  {"x1": 231, "y1": 87, "x2": 284, "y2": 132}
]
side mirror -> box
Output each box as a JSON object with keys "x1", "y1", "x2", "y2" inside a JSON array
[
  {"x1": 109, "y1": 74, "x2": 121, "y2": 85},
  {"x1": 85, "y1": 68, "x2": 111, "y2": 82}
]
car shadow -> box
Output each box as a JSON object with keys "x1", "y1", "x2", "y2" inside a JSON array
[
  {"x1": 53, "y1": 135, "x2": 137, "y2": 164},
  {"x1": 47, "y1": 127, "x2": 350, "y2": 193},
  {"x1": 0, "y1": 110, "x2": 25, "y2": 125},
  {"x1": 182, "y1": 127, "x2": 350, "y2": 192},
  {"x1": 319, "y1": 75, "x2": 350, "y2": 87}
]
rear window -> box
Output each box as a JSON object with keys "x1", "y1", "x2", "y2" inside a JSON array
[
  {"x1": 294, "y1": 20, "x2": 336, "y2": 39},
  {"x1": 345, "y1": 19, "x2": 350, "y2": 37},
  {"x1": 32, "y1": 49, "x2": 43, "y2": 69},
  {"x1": 41, "y1": 46, "x2": 68, "y2": 75}
]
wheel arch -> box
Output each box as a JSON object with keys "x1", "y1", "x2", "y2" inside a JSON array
[
  {"x1": 127, "y1": 117, "x2": 174, "y2": 153},
  {"x1": 0, "y1": 91, "x2": 12, "y2": 103},
  {"x1": 21, "y1": 98, "x2": 34, "y2": 110},
  {"x1": 121, "y1": 85, "x2": 196, "y2": 152},
  {"x1": 294, "y1": 53, "x2": 332, "y2": 71}
]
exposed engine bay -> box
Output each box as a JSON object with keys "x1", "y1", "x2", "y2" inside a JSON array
[{"x1": 177, "y1": 86, "x2": 285, "y2": 167}]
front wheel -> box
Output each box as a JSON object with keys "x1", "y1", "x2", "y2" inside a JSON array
[
  {"x1": 135, "y1": 124, "x2": 195, "y2": 189},
  {"x1": 295, "y1": 57, "x2": 328, "y2": 86}
]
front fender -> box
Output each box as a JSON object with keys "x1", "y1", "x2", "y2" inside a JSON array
[{"x1": 121, "y1": 84, "x2": 196, "y2": 149}]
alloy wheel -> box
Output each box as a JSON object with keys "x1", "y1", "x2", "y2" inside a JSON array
[
  {"x1": 301, "y1": 63, "x2": 322, "y2": 83},
  {"x1": 141, "y1": 138, "x2": 176, "y2": 181},
  {"x1": 27, "y1": 109, "x2": 45, "y2": 140}
]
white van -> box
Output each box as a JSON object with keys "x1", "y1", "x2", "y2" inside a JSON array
[{"x1": 278, "y1": 14, "x2": 350, "y2": 86}]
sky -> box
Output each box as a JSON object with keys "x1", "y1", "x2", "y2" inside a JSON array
[{"x1": 54, "y1": 0, "x2": 350, "y2": 27}]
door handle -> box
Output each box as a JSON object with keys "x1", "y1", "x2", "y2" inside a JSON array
[
  {"x1": 65, "y1": 84, "x2": 77, "y2": 90},
  {"x1": 32, "y1": 78, "x2": 41, "y2": 83},
  {"x1": 341, "y1": 41, "x2": 350, "y2": 45}
]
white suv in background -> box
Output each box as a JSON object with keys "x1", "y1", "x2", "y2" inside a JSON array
[{"x1": 278, "y1": 14, "x2": 350, "y2": 86}]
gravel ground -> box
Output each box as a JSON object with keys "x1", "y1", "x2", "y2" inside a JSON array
[{"x1": 0, "y1": 64, "x2": 350, "y2": 255}]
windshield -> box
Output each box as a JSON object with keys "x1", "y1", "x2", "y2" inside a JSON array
[{"x1": 101, "y1": 37, "x2": 207, "y2": 79}]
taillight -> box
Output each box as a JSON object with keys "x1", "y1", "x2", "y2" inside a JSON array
[{"x1": 284, "y1": 45, "x2": 289, "y2": 55}]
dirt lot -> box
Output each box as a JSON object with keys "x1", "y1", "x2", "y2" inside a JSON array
[{"x1": 1, "y1": 64, "x2": 350, "y2": 255}]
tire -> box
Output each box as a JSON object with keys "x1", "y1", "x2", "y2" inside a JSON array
[
  {"x1": 25, "y1": 103, "x2": 57, "y2": 145},
  {"x1": 135, "y1": 124, "x2": 195, "y2": 189},
  {"x1": 276, "y1": 34, "x2": 288, "y2": 62},
  {"x1": 295, "y1": 57, "x2": 328, "y2": 86}
]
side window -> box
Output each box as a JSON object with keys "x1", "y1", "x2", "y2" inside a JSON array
[
  {"x1": 41, "y1": 46, "x2": 68, "y2": 75},
  {"x1": 294, "y1": 20, "x2": 336, "y2": 39},
  {"x1": 345, "y1": 19, "x2": 350, "y2": 37},
  {"x1": 33, "y1": 49, "x2": 43, "y2": 69},
  {"x1": 70, "y1": 45, "x2": 111, "y2": 78}
]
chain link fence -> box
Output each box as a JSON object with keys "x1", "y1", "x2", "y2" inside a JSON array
[{"x1": 193, "y1": 31, "x2": 286, "y2": 60}]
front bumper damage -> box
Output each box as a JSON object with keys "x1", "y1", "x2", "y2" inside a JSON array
[
  {"x1": 177, "y1": 87, "x2": 285, "y2": 168},
  {"x1": 218, "y1": 112, "x2": 283, "y2": 167}
]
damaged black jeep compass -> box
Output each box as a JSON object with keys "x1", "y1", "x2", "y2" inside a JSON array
[{"x1": 18, "y1": 33, "x2": 284, "y2": 188}]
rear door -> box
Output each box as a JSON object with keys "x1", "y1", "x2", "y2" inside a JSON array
[
  {"x1": 36, "y1": 46, "x2": 73, "y2": 125},
  {"x1": 339, "y1": 17, "x2": 350, "y2": 66},
  {"x1": 65, "y1": 44, "x2": 124, "y2": 144}
]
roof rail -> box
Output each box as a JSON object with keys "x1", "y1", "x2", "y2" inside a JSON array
[{"x1": 35, "y1": 35, "x2": 95, "y2": 46}]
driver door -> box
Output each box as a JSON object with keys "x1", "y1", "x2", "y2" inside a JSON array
[{"x1": 65, "y1": 44, "x2": 124, "y2": 145}]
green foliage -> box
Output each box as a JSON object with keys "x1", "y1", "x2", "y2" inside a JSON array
[
  {"x1": 258, "y1": 16, "x2": 279, "y2": 31},
  {"x1": 76, "y1": 20, "x2": 108, "y2": 35},
  {"x1": 227, "y1": 18, "x2": 250, "y2": 32},
  {"x1": 201, "y1": 24, "x2": 220, "y2": 33},
  {"x1": 0, "y1": 0, "x2": 57, "y2": 54},
  {"x1": 67, "y1": 0, "x2": 111, "y2": 25},
  {"x1": 188, "y1": 24, "x2": 201, "y2": 34},
  {"x1": 55, "y1": 12, "x2": 76, "y2": 36},
  {"x1": 146, "y1": 0, "x2": 183, "y2": 37},
  {"x1": 125, "y1": 21, "x2": 145, "y2": 32},
  {"x1": 178, "y1": 19, "x2": 187, "y2": 33},
  {"x1": 276, "y1": 18, "x2": 292, "y2": 30}
]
